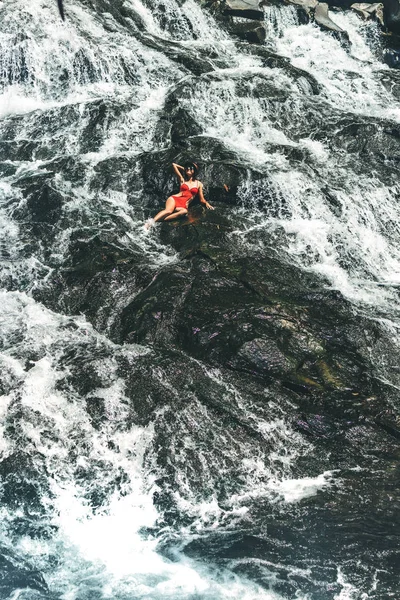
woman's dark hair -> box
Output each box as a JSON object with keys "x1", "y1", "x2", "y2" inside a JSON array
[{"x1": 184, "y1": 162, "x2": 199, "y2": 179}]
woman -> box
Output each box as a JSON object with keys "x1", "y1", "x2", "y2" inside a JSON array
[{"x1": 147, "y1": 162, "x2": 214, "y2": 227}]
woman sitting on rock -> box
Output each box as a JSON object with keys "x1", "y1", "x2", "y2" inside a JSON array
[{"x1": 147, "y1": 162, "x2": 213, "y2": 227}]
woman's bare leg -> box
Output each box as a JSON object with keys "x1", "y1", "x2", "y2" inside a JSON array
[
  {"x1": 154, "y1": 197, "x2": 176, "y2": 222},
  {"x1": 164, "y1": 208, "x2": 188, "y2": 221}
]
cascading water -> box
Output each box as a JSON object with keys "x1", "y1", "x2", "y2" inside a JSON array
[{"x1": 1, "y1": 0, "x2": 400, "y2": 598}]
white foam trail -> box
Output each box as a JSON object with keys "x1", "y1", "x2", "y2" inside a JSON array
[
  {"x1": 268, "y1": 471, "x2": 334, "y2": 502},
  {"x1": 181, "y1": 0, "x2": 229, "y2": 42},
  {"x1": 264, "y1": 4, "x2": 301, "y2": 41},
  {"x1": 0, "y1": 87, "x2": 46, "y2": 118},
  {"x1": 334, "y1": 568, "x2": 366, "y2": 599},
  {"x1": 0, "y1": 0, "x2": 184, "y2": 112}
]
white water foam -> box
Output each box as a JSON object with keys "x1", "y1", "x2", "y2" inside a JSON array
[
  {"x1": 272, "y1": 9, "x2": 400, "y2": 121},
  {"x1": 268, "y1": 471, "x2": 334, "y2": 502},
  {"x1": 0, "y1": 291, "x2": 306, "y2": 599},
  {"x1": 231, "y1": 167, "x2": 400, "y2": 313}
]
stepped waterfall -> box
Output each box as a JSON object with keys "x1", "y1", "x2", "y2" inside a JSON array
[{"x1": 0, "y1": 0, "x2": 400, "y2": 598}]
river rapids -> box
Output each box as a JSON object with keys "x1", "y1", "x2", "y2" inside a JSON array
[{"x1": 0, "y1": 0, "x2": 400, "y2": 598}]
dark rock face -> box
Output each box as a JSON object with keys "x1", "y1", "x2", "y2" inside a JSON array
[
  {"x1": 229, "y1": 20, "x2": 267, "y2": 43},
  {"x1": 24, "y1": 158, "x2": 399, "y2": 435},
  {"x1": 235, "y1": 337, "x2": 295, "y2": 376},
  {"x1": 116, "y1": 210, "x2": 390, "y2": 417}
]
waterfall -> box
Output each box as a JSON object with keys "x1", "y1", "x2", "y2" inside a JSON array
[{"x1": 1, "y1": 0, "x2": 399, "y2": 598}]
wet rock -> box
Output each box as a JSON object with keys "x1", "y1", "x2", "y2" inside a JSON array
[
  {"x1": 228, "y1": 20, "x2": 267, "y2": 44},
  {"x1": 119, "y1": 357, "x2": 171, "y2": 425},
  {"x1": 322, "y1": 187, "x2": 343, "y2": 217},
  {"x1": 56, "y1": 338, "x2": 122, "y2": 398},
  {"x1": 331, "y1": 119, "x2": 400, "y2": 166},
  {"x1": 315, "y1": 2, "x2": 346, "y2": 30},
  {"x1": 233, "y1": 71, "x2": 291, "y2": 99},
  {"x1": 286, "y1": 0, "x2": 318, "y2": 12},
  {"x1": 321, "y1": 0, "x2": 400, "y2": 34},
  {"x1": 374, "y1": 409, "x2": 400, "y2": 439},
  {"x1": 237, "y1": 45, "x2": 322, "y2": 94},
  {"x1": 118, "y1": 214, "x2": 378, "y2": 398},
  {"x1": 10, "y1": 517, "x2": 58, "y2": 541},
  {"x1": 120, "y1": 264, "x2": 194, "y2": 347},
  {"x1": 223, "y1": 0, "x2": 265, "y2": 20},
  {"x1": 24, "y1": 181, "x2": 63, "y2": 226},
  {"x1": 74, "y1": 459, "x2": 130, "y2": 510},
  {"x1": 0, "y1": 162, "x2": 17, "y2": 177},
  {"x1": 169, "y1": 107, "x2": 203, "y2": 144},
  {"x1": 41, "y1": 227, "x2": 155, "y2": 328},
  {"x1": 65, "y1": 235, "x2": 127, "y2": 277},
  {"x1": 351, "y1": 1, "x2": 384, "y2": 23},
  {"x1": 294, "y1": 413, "x2": 352, "y2": 438},
  {"x1": 85, "y1": 396, "x2": 107, "y2": 430},
  {"x1": 377, "y1": 69, "x2": 400, "y2": 99},
  {"x1": 138, "y1": 33, "x2": 217, "y2": 75},
  {"x1": 233, "y1": 337, "x2": 295, "y2": 376},
  {"x1": 91, "y1": 155, "x2": 136, "y2": 193}
]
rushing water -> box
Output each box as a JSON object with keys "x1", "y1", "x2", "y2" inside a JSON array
[{"x1": 1, "y1": 0, "x2": 400, "y2": 598}]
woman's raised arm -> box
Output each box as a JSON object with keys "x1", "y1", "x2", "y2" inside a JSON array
[
  {"x1": 198, "y1": 183, "x2": 214, "y2": 210},
  {"x1": 172, "y1": 162, "x2": 184, "y2": 183}
]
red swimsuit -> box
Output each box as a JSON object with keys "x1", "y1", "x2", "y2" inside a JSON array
[{"x1": 172, "y1": 182, "x2": 198, "y2": 209}]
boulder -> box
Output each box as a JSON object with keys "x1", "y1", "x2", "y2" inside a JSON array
[
  {"x1": 286, "y1": 0, "x2": 318, "y2": 12},
  {"x1": 229, "y1": 20, "x2": 267, "y2": 43},
  {"x1": 351, "y1": 1, "x2": 384, "y2": 23},
  {"x1": 223, "y1": 0, "x2": 265, "y2": 20},
  {"x1": 314, "y1": 2, "x2": 348, "y2": 32},
  {"x1": 321, "y1": 0, "x2": 400, "y2": 34}
]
